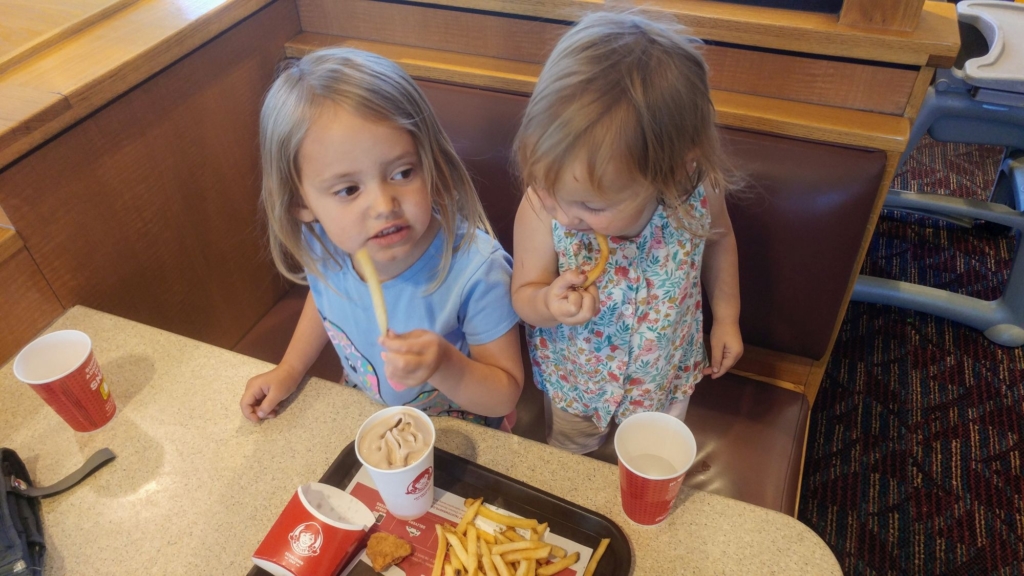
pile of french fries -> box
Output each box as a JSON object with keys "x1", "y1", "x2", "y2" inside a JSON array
[{"x1": 431, "y1": 497, "x2": 609, "y2": 576}]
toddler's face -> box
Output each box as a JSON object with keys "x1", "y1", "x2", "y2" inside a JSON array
[
  {"x1": 535, "y1": 155, "x2": 658, "y2": 239},
  {"x1": 295, "y1": 103, "x2": 436, "y2": 280}
]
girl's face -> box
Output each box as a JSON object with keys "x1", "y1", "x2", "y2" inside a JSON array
[
  {"x1": 535, "y1": 154, "x2": 659, "y2": 239},
  {"x1": 295, "y1": 103, "x2": 437, "y2": 280}
]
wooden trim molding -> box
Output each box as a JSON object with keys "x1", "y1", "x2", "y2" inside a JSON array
[
  {"x1": 0, "y1": 0, "x2": 279, "y2": 170},
  {"x1": 840, "y1": 0, "x2": 926, "y2": 32},
  {"x1": 287, "y1": 34, "x2": 909, "y2": 152},
  {"x1": 395, "y1": 0, "x2": 959, "y2": 66}
]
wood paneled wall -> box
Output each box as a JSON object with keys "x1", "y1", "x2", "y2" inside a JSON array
[
  {"x1": 0, "y1": 0, "x2": 300, "y2": 349},
  {"x1": 0, "y1": 229, "x2": 64, "y2": 364}
]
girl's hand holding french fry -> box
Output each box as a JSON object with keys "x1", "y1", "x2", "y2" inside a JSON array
[{"x1": 379, "y1": 329, "x2": 453, "y2": 390}]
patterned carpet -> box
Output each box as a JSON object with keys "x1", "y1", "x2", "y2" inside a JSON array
[{"x1": 797, "y1": 136, "x2": 1024, "y2": 575}]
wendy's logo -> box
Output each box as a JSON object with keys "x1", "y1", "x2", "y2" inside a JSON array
[
  {"x1": 406, "y1": 466, "x2": 433, "y2": 495},
  {"x1": 288, "y1": 522, "x2": 323, "y2": 556}
]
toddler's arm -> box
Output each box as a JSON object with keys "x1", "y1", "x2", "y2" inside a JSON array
[
  {"x1": 702, "y1": 186, "x2": 743, "y2": 378},
  {"x1": 380, "y1": 327, "x2": 524, "y2": 417},
  {"x1": 510, "y1": 190, "x2": 600, "y2": 327},
  {"x1": 240, "y1": 291, "x2": 329, "y2": 422}
]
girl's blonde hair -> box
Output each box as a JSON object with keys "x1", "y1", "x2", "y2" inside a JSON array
[
  {"x1": 514, "y1": 11, "x2": 731, "y2": 228},
  {"x1": 260, "y1": 48, "x2": 492, "y2": 287}
]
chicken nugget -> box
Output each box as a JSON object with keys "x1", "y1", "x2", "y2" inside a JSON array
[{"x1": 366, "y1": 531, "x2": 413, "y2": 572}]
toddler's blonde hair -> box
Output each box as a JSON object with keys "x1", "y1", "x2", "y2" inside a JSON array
[
  {"x1": 260, "y1": 48, "x2": 492, "y2": 287},
  {"x1": 515, "y1": 11, "x2": 731, "y2": 227}
]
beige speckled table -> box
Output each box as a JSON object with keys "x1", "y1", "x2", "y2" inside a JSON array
[{"x1": 0, "y1": 307, "x2": 841, "y2": 575}]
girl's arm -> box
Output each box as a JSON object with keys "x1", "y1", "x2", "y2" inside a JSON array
[
  {"x1": 511, "y1": 190, "x2": 599, "y2": 327},
  {"x1": 380, "y1": 327, "x2": 524, "y2": 417},
  {"x1": 701, "y1": 187, "x2": 743, "y2": 378},
  {"x1": 240, "y1": 290, "x2": 329, "y2": 421}
]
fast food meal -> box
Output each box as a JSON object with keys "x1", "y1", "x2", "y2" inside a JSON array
[
  {"x1": 430, "y1": 497, "x2": 609, "y2": 576},
  {"x1": 579, "y1": 233, "x2": 609, "y2": 289},
  {"x1": 353, "y1": 247, "x2": 388, "y2": 335},
  {"x1": 357, "y1": 409, "x2": 431, "y2": 470},
  {"x1": 366, "y1": 532, "x2": 413, "y2": 572}
]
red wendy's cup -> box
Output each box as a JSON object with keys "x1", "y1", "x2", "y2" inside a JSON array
[
  {"x1": 613, "y1": 412, "x2": 697, "y2": 526},
  {"x1": 253, "y1": 483, "x2": 376, "y2": 576},
  {"x1": 13, "y1": 330, "x2": 117, "y2": 433}
]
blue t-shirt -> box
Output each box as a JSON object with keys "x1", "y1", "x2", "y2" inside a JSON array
[{"x1": 305, "y1": 222, "x2": 519, "y2": 425}]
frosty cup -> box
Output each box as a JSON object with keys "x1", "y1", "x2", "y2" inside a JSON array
[
  {"x1": 614, "y1": 412, "x2": 696, "y2": 526},
  {"x1": 13, "y1": 330, "x2": 117, "y2": 432},
  {"x1": 252, "y1": 483, "x2": 376, "y2": 576},
  {"x1": 355, "y1": 406, "x2": 436, "y2": 520}
]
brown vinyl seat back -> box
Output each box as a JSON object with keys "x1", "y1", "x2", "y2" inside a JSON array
[{"x1": 420, "y1": 81, "x2": 886, "y2": 361}]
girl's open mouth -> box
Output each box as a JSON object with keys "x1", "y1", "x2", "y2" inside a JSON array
[{"x1": 369, "y1": 224, "x2": 410, "y2": 246}]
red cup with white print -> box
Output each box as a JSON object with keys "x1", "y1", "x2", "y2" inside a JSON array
[
  {"x1": 614, "y1": 411, "x2": 697, "y2": 526},
  {"x1": 355, "y1": 406, "x2": 436, "y2": 520},
  {"x1": 13, "y1": 330, "x2": 116, "y2": 433},
  {"x1": 253, "y1": 483, "x2": 376, "y2": 576}
]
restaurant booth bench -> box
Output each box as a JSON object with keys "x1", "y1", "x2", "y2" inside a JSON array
[{"x1": 234, "y1": 81, "x2": 887, "y2": 516}]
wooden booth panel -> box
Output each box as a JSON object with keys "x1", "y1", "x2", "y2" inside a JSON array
[
  {"x1": 840, "y1": 0, "x2": 926, "y2": 32},
  {"x1": 0, "y1": 231, "x2": 64, "y2": 365},
  {"x1": 0, "y1": 0, "x2": 299, "y2": 349},
  {"x1": 295, "y1": 0, "x2": 920, "y2": 115},
  {"x1": 384, "y1": 0, "x2": 959, "y2": 66},
  {"x1": 286, "y1": 34, "x2": 909, "y2": 152}
]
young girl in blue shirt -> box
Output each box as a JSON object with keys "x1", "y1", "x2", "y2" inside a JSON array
[{"x1": 240, "y1": 48, "x2": 523, "y2": 427}]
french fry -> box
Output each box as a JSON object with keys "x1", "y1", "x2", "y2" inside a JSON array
[
  {"x1": 527, "y1": 560, "x2": 537, "y2": 576},
  {"x1": 506, "y1": 527, "x2": 567, "y2": 557},
  {"x1": 433, "y1": 525, "x2": 448, "y2": 576},
  {"x1": 536, "y1": 552, "x2": 579, "y2": 576},
  {"x1": 502, "y1": 547, "x2": 550, "y2": 564},
  {"x1": 491, "y1": 554, "x2": 513, "y2": 576},
  {"x1": 478, "y1": 530, "x2": 496, "y2": 545},
  {"x1": 582, "y1": 538, "x2": 610, "y2": 576},
  {"x1": 445, "y1": 531, "x2": 472, "y2": 571},
  {"x1": 463, "y1": 499, "x2": 538, "y2": 529},
  {"x1": 450, "y1": 550, "x2": 465, "y2": 573},
  {"x1": 580, "y1": 233, "x2": 610, "y2": 289},
  {"x1": 445, "y1": 561, "x2": 455, "y2": 576},
  {"x1": 466, "y1": 525, "x2": 479, "y2": 576},
  {"x1": 458, "y1": 498, "x2": 484, "y2": 535},
  {"x1": 501, "y1": 529, "x2": 524, "y2": 543},
  {"x1": 491, "y1": 541, "x2": 547, "y2": 555},
  {"x1": 495, "y1": 533, "x2": 512, "y2": 545},
  {"x1": 514, "y1": 560, "x2": 528, "y2": 576},
  {"x1": 353, "y1": 247, "x2": 388, "y2": 334},
  {"x1": 480, "y1": 541, "x2": 499, "y2": 576},
  {"x1": 532, "y1": 523, "x2": 547, "y2": 541}
]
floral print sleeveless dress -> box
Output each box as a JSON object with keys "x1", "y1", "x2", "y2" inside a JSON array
[{"x1": 527, "y1": 186, "x2": 711, "y2": 430}]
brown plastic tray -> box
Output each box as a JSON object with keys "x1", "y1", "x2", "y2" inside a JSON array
[{"x1": 250, "y1": 441, "x2": 632, "y2": 575}]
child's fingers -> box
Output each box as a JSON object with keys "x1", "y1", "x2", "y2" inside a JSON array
[
  {"x1": 551, "y1": 270, "x2": 586, "y2": 296},
  {"x1": 256, "y1": 385, "x2": 291, "y2": 419},
  {"x1": 709, "y1": 341, "x2": 724, "y2": 378},
  {"x1": 581, "y1": 285, "x2": 600, "y2": 317},
  {"x1": 240, "y1": 384, "x2": 266, "y2": 423},
  {"x1": 563, "y1": 290, "x2": 583, "y2": 316}
]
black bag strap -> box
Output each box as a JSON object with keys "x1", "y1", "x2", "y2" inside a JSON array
[{"x1": 5, "y1": 448, "x2": 115, "y2": 499}]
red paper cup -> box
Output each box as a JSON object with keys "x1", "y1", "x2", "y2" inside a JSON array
[
  {"x1": 253, "y1": 483, "x2": 376, "y2": 576},
  {"x1": 614, "y1": 412, "x2": 696, "y2": 526},
  {"x1": 13, "y1": 330, "x2": 117, "y2": 433}
]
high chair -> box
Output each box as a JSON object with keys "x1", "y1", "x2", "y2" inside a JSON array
[{"x1": 852, "y1": 0, "x2": 1024, "y2": 346}]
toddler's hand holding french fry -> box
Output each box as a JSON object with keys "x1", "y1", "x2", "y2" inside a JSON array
[{"x1": 544, "y1": 270, "x2": 600, "y2": 326}]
